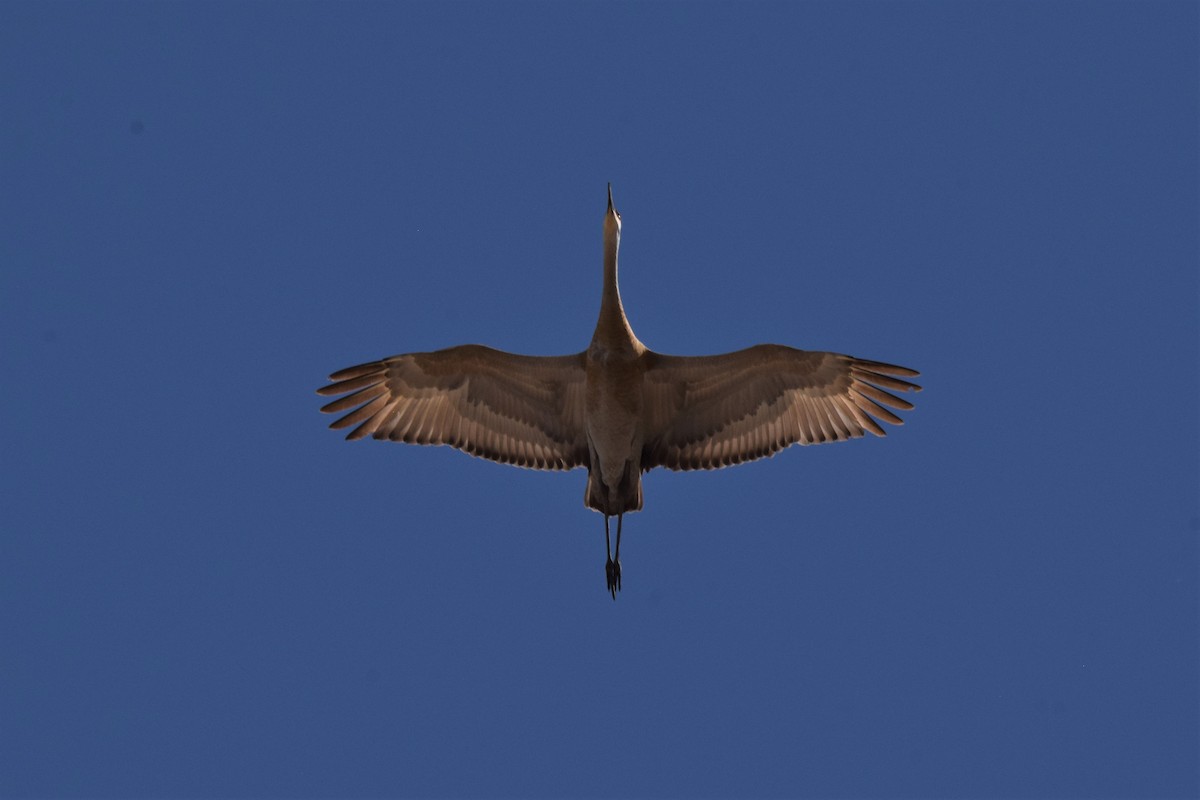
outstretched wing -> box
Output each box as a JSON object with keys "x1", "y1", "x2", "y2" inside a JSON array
[
  {"x1": 318, "y1": 345, "x2": 589, "y2": 470},
  {"x1": 641, "y1": 345, "x2": 920, "y2": 471}
]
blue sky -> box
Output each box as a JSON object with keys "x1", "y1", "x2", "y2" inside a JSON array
[{"x1": 2, "y1": 2, "x2": 1197, "y2": 797}]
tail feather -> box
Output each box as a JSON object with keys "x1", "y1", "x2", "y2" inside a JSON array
[{"x1": 584, "y1": 463, "x2": 643, "y2": 515}]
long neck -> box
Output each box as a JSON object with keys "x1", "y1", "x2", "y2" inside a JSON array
[{"x1": 592, "y1": 230, "x2": 638, "y2": 351}]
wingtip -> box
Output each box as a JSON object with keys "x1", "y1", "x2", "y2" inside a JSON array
[
  {"x1": 328, "y1": 362, "x2": 387, "y2": 382},
  {"x1": 856, "y1": 358, "x2": 921, "y2": 379}
]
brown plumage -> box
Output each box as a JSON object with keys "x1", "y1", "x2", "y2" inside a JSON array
[{"x1": 318, "y1": 185, "x2": 920, "y2": 597}]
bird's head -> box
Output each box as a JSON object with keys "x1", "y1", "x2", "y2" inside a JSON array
[{"x1": 605, "y1": 183, "x2": 622, "y2": 238}]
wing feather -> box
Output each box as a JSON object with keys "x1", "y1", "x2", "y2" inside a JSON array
[
  {"x1": 855, "y1": 382, "x2": 915, "y2": 411},
  {"x1": 331, "y1": 394, "x2": 389, "y2": 431},
  {"x1": 850, "y1": 390, "x2": 904, "y2": 425},
  {"x1": 319, "y1": 345, "x2": 588, "y2": 470},
  {"x1": 642, "y1": 345, "x2": 920, "y2": 471},
  {"x1": 319, "y1": 384, "x2": 388, "y2": 415}
]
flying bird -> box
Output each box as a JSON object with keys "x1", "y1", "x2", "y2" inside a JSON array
[{"x1": 318, "y1": 186, "x2": 920, "y2": 598}]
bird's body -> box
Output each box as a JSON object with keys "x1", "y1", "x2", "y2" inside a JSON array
[
  {"x1": 319, "y1": 186, "x2": 920, "y2": 597},
  {"x1": 584, "y1": 350, "x2": 645, "y2": 516},
  {"x1": 584, "y1": 232, "x2": 646, "y2": 522}
]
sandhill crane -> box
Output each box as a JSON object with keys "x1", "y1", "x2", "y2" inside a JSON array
[{"x1": 318, "y1": 185, "x2": 920, "y2": 598}]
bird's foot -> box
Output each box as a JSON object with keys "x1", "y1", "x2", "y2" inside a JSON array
[{"x1": 605, "y1": 558, "x2": 622, "y2": 599}]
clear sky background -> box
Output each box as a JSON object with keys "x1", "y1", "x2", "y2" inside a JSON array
[{"x1": 2, "y1": 2, "x2": 1197, "y2": 798}]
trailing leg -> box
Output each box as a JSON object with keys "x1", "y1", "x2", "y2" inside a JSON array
[{"x1": 604, "y1": 515, "x2": 621, "y2": 599}]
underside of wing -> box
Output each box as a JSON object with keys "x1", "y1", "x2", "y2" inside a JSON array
[
  {"x1": 641, "y1": 345, "x2": 921, "y2": 471},
  {"x1": 317, "y1": 345, "x2": 589, "y2": 470}
]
